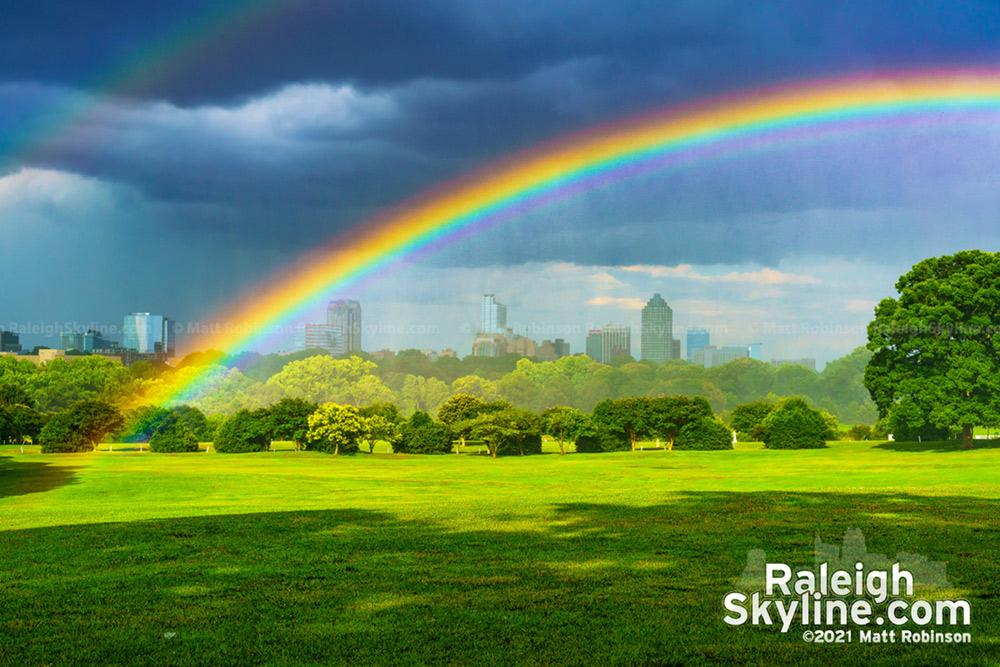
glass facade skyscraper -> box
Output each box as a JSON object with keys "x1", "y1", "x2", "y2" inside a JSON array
[
  {"x1": 480, "y1": 294, "x2": 506, "y2": 334},
  {"x1": 327, "y1": 299, "x2": 362, "y2": 353},
  {"x1": 123, "y1": 313, "x2": 174, "y2": 356},
  {"x1": 640, "y1": 293, "x2": 674, "y2": 363},
  {"x1": 686, "y1": 329, "x2": 710, "y2": 362},
  {"x1": 586, "y1": 329, "x2": 604, "y2": 363}
]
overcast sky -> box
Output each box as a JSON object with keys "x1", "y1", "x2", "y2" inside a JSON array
[{"x1": 4, "y1": 0, "x2": 1000, "y2": 365}]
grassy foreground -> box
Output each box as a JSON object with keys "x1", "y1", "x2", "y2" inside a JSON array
[{"x1": 1, "y1": 441, "x2": 998, "y2": 666}]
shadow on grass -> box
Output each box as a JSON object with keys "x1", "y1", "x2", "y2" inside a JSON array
[
  {"x1": 873, "y1": 439, "x2": 1000, "y2": 452},
  {"x1": 0, "y1": 492, "x2": 996, "y2": 666},
  {"x1": 0, "y1": 455, "x2": 79, "y2": 499}
]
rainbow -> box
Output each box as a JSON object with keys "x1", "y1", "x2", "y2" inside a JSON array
[{"x1": 98, "y1": 68, "x2": 1000, "y2": 408}]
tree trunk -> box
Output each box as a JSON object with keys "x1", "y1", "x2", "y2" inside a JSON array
[
  {"x1": 558, "y1": 438, "x2": 566, "y2": 455},
  {"x1": 961, "y1": 424, "x2": 975, "y2": 450}
]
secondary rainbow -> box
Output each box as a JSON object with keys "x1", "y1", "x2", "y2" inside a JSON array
[{"x1": 133, "y1": 69, "x2": 1000, "y2": 408}]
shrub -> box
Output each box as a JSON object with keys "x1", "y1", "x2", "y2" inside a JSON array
[
  {"x1": 171, "y1": 405, "x2": 213, "y2": 441},
  {"x1": 730, "y1": 401, "x2": 775, "y2": 441},
  {"x1": 674, "y1": 417, "x2": 733, "y2": 451},
  {"x1": 214, "y1": 409, "x2": 270, "y2": 453},
  {"x1": 820, "y1": 411, "x2": 841, "y2": 441},
  {"x1": 396, "y1": 411, "x2": 453, "y2": 454},
  {"x1": 118, "y1": 406, "x2": 173, "y2": 443},
  {"x1": 846, "y1": 424, "x2": 872, "y2": 441},
  {"x1": 759, "y1": 398, "x2": 828, "y2": 450},
  {"x1": 574, "y1": 424, "x2": 630, "y2": 453},
  {"x1": 149, "y1": 423, "x2": 200, "y2": 453}
]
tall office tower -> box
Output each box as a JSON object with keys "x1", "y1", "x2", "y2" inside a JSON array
[
  {"x1": 747, "y1": 343, "x2": 762, "y2": 360},
  {"x1": 480, "y1": 294, "x2": 507, "y2": 334},
  {"x1": 162, "y1": 319, "x2": 176, "y2": 357},
  {"x1": 687, "y1": 329, "x2": 710, "y2": 362},
  {"x1": 123, "y1": 313, "x2": 175, "y2": 356},
  {"x1": 640, "y1": 293, "x2": 674, "y2": 363},
  {"x1": 586, "y1": 329, "x2": 604, "y2": 363},
  {"x1": 601, "y1": 324, "x2": 631, "y2": 363},
  {"x1": 327, "y1": 299, "x2": 362, "y2": 353}
]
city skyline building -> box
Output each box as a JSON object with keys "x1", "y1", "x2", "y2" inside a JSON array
[
  {"x1": 601, "y1": 324, "x2": 632, "y2": 363},
  {"x1": 480, "y1": 293, "x2": 507, "y2": 334},
  {"x1": 586, "y1": 329, "x2": 603, "y2": 363},
  {"x1": 0, "y1": 330, "x2": 21, "y2": 353},
  {"x1": 687, "y1": 329, "x2": 710, "y2": 362},
  {"x1": 294, "y1": 323, "x2": 344, "y2": 356},
  {"x1": 693, "y1": 343, "x2": 762, "y2": 368},
  {"x1": 60, "y1": 330, "x2": 117, "y2": 353},
  {"x1": 640, "y1": 293, "x2": 675, "y2": 363},
  {"x1": 123, "y1": 313, "x2": 175, "y2": 357},
  {"x1": 327, "y1": 299, "x2": 362, "y2": 353}
]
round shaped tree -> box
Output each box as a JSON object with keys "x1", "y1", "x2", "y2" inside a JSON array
[
  {"x1": 213, "y1": 409, "x2": 270, "y2": 453},
  {"x1": 674, "y1": 417, "x2": 732, "y2": 450},
  {"x1": 306, "y1": 403, "x2": 364, "y2": 455},
  {"x1": 149, "y1": 423, "x2": 200, "y2": 453},
  {"x1": 759, "y1": 398, "x2": 828, "y2": 450}
]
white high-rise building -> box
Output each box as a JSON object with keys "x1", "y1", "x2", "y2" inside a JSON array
[
  {"x1": 123, "y1": 313, "x2": 175, "y2": 356},
  {"x1": 480, "y1": 294, "x2": 507, "y2": 334},
  {"x1": 601, "y1": 324, "x2": 631, "y2": 362}
]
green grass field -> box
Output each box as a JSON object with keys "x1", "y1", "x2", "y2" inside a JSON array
[{"x1": 1, "y1": 441, "x2": 998, "y2": 666}]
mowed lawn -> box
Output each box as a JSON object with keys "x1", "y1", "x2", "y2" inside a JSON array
[{"x1": 1, "y1": 441, "x2": 998, "y2": 666}]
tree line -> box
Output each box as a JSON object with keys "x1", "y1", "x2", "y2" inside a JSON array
[
  {"x1": 23, "y1": 387, "x2": 845, "y2": 455},
  {"x1": 0, "y1": 344, "x2": 876, "y2": 432}
]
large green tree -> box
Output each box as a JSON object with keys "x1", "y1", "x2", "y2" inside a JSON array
[
  {"x1": 39, "y1": 399, "x2": 123, "y2": 453},
  {"x1": 306, "y1": 403, "x2": 365, "y2": 455},
  {"x1": 540, "y1": 406, "x2": 590, "y2": 455},
  {"x1": 864, "y1": 250, "x2": 1000, "y2": 449},
  {"x1": 267, "y1": 398, "x2": 318, "y2": 450}
]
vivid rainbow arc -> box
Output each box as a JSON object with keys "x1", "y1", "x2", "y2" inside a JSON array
[{"x1": 122, "y1": 69, "x2": 1000, "y2": 409}]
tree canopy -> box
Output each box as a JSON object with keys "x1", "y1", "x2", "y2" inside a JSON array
[{"x1": 864, "y1": 250, "x2": 1000, "y2": 449}]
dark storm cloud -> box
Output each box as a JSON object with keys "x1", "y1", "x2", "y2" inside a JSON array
[
  {"x1": 0, "y1": 0, "x2": 724, "y2": 104},
  {"x1": 5, "y1": 0, "x2": 1000, "y2": 107}
]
